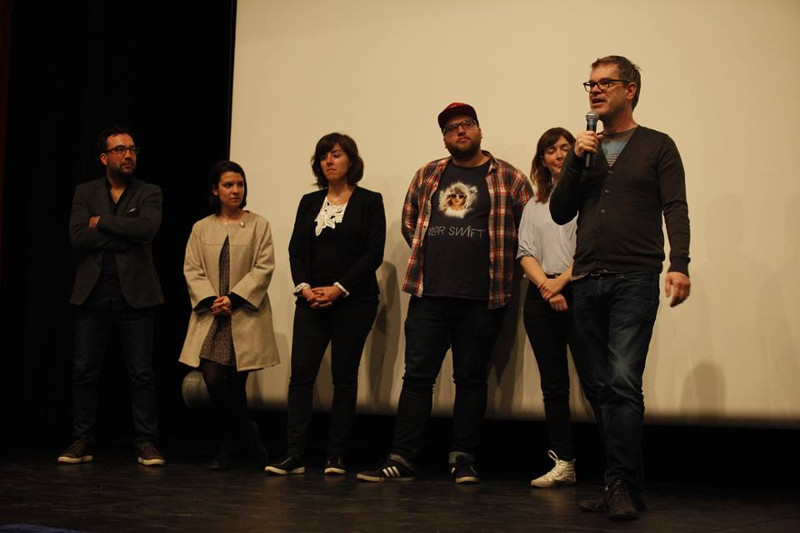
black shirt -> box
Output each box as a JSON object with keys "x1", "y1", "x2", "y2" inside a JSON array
[
  {"x1": 84, "y1": 181, "x2": 130, "y2": 309},
  {"x1": 422, "y1": 160, "x2": 491, "y2": 300}
]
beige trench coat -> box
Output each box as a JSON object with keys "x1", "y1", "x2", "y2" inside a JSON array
[{"x1": 179, "y1": 212, "x2": 280, "y2": 371}]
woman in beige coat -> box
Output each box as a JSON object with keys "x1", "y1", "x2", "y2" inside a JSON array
[{"x1": 179, "y1": 160, "x2": 280, "y2": 470}]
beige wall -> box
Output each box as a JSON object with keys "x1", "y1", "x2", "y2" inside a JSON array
[{"x1": 231, "y1": 0, "x2": 800, "y2": 425}]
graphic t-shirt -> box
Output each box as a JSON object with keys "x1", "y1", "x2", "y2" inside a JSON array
[{"x1": 422, "y1": 160, "x2": 491, "y2": 300}]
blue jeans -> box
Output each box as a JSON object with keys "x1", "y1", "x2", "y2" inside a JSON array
[
  {"x1": 391, "y1": 296, "x2": 506, "y2": 464},
  {"x1": 571, "y1": 272, "x2": 659, "y2": 493},
  {"x1": 72, "y1": 306, "x2": 159, "y2": 444}
]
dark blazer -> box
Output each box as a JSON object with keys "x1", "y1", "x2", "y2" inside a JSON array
[
  {"x1": 288, "y1": 186, "x2": 385, "y2": 300},
  {"x1": 69, "y1": 176, "x2": 164, "y2": 307}
]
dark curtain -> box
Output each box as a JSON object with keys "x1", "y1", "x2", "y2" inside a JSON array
[
  {"x1": 0, "y1": 0, "x2": 11, "y2": 271},
  {"x1": 1, "y1": 0, "x2": 237, "y2": 444}
]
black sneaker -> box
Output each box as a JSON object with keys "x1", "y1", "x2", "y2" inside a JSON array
[
  {"x1": 265, "y1": 455, "x2": 305, "y2": 475},
  {"x1": 607, "y1": 480, "x2": 641, "y2": 520},
  {"x1": 57, "y1": 439, "x2": 93, "y2": 464},
  {"x1": 356, "y1": 458, "x2": 415, "y2": 482},
  {"x1": 579, "y1": 480, "x2": 645, "y2": 519},
  {"x1": 324, "y1": 457, "x2": 346, "y2": 475},
  {"x1": 449, "y1": 456, "x2": 479, "y2": 484},
  {"x1": 579, "y1": 491, "x2": 646, "y2": 514},
  {"x1": 137, "y1": 441, "x2": 166, "y2": 466}
]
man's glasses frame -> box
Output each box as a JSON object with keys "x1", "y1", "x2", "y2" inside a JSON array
[
  {"x1": 442, "y1": 118, "x2": 478, "y2": 135},
  {"x1": 105, "y1": 146, "x2": 140, "y2": 156},
  {"x1": 583, "y1": 78, "x2": 630, "y2": 92}
]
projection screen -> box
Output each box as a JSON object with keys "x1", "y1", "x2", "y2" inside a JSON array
[{"x1": 225, "y1": 0, "x2": 800, "y2": 426}]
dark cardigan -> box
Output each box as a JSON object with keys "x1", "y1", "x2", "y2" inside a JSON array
[
  {"x1": 288, "y1": 186, "x2": 386, "y2": 300},
  {"x1": 550, "y1": 126, "x2": 690, "y2": 276}
]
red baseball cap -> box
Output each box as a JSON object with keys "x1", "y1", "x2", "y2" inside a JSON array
[{"x1": 437, "y1": 102, "x2": 479, "y2": 130}]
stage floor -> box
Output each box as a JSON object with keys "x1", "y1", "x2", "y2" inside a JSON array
[{"x1": 1, "y1": 440, "x2": 798, "y2": 533}]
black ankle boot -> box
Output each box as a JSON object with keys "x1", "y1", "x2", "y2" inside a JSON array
[
  {"x1": 210, "y1": 438, "x2": 233, "y2": 470},
  {"x1": 242, "y1": 421, "x2": 269, "y2": 468}
]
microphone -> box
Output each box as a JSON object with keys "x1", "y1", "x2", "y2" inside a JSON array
[{"x1": 585, "y1": 111, "x2": 599, "y2": 169}]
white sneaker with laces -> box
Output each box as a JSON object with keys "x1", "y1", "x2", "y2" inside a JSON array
[{"x1": 530, "y1": 450, "x2": 576, "y2": 488}]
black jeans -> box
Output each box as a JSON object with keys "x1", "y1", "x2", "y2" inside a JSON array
[
  {"x1": 522, "y1": 281, "x2": 601, "y2": 460},
  {"x1": 391, "y1": 296, "x2": 506, "y2": 464},
  {"x1": 72, "y1": 306, "x2": 159, "y2": 444},
  {"x1": 571, "y1": 272, "x2": 660, "y2": 493},
  {"x1": 286, "y1": 298, "x2": 377, "y2": 458}
]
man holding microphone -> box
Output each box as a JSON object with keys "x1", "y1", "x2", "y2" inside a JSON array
[{"x1": 550, "y1": 55, "x2": 691, "y2": 520}]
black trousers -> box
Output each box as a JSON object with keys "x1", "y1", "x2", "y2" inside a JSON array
[
  {"x1": 391, "y1": 296, "x2": 506, "y2": 464},
  {"x1": 72, "y1": 306, "x2": 159, "y2": 444},
  {"x1": 522, "y1": 281, "x2": 601, "y2": 460},
  {"x1": 286, "y1": 298, "x2": 378, "y2": 458}
]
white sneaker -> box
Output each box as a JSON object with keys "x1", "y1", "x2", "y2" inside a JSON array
[{"x1": 530, "y1": 450, "x2": 576, "y2": 488}]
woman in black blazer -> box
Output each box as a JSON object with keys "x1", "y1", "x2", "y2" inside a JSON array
[{"x1": 266, "y1": 133, "x2": 386, "y2": 476}]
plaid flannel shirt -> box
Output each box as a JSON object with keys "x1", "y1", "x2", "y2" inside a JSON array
[{"x1": 401, "y1": 151, "x2": 532, "y2": 309}]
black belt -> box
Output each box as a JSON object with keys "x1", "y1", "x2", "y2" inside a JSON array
[{"x1": 589, "y1": 269, "x2": 621, "y2": 277}]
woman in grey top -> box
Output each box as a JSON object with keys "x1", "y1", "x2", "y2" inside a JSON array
[{"x1": 518, "y1": 128, "x2": 601, "y2": 488}]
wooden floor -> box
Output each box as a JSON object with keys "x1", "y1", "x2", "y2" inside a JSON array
[{"x1": 1, "y1": 417, "x2": 799, "y2": 532}]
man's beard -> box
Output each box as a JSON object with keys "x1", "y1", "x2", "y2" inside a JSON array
[
  {"x1": 446, "y1": 141, "x2": 480, "y2": 160},
  {"x1": 109, "y1": 165, "x2": 135, "y2": 182}
]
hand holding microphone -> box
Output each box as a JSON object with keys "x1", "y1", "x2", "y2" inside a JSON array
[{"x1": 574, "y1": 112, "x2": 601, "y2": 168}]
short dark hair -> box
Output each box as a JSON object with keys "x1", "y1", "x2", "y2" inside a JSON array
[
  {"x1": 96, "y1": 125, "x2": 134, "y2": 158},
  {"x1": 310, "y1": 133, "x2": 364, "y2": 188},
  {"x1": 208, "y1": 160, "x2": 247, "y2": 213},
  {"x1": 592, "y1": 55, "x2": 642, "y2": 109},
  {"x1": 531, "y1": 127, "x2": 576, "y2": 203}
]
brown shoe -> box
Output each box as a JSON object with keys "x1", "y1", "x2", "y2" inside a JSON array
[
  {"x1": 137, "y1": 441, "x2": 166, "y2": 466},
  {"x1": 57, "y1": 439, "x2": 93, "y2": 464}
]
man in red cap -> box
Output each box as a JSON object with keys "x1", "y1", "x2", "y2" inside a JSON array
[{"x1": 358, "y1": 103, "x2": 531, "y2": 484}]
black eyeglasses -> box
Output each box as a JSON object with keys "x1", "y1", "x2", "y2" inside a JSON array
[
  {"x1": 442, "y1": 118, "x2": 477, "y2": 134},
  {"x1": 583, "y1": 78, "x2": 629, "y2": 92},
  {"x1": 105, "y1": 146, "x2": 140, "y2": 156}
]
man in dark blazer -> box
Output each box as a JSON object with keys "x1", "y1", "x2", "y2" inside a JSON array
[{"x1": 58, "y1": 126, "x2": 165, "y2": 466}]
